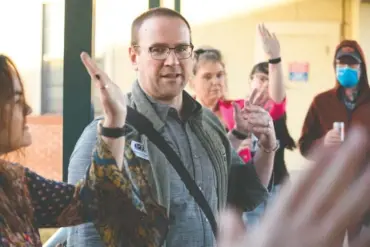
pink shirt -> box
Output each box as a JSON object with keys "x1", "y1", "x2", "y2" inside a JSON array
[{"x1": 218, "y1": 98, "x2": 287, "y2": 162}]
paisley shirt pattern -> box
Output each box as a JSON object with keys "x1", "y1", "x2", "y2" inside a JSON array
[{"x1": 0, "y1": 135, "x2": 169, "y2": 247}]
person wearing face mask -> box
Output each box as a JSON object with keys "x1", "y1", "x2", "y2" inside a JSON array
[
  {"x1": 299, "y1": 40, "x2": 370, "y2": 246},
  {"x1": 299, "y1": 40, "x2": 370, "y2": 154}
]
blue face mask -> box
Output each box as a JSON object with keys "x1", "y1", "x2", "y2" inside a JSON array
[{"x1": 336, "y1": 67, "x2": 360, "y2": 88}]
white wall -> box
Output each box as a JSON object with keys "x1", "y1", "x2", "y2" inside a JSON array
[
  {"x1": 359, "y1": 3, "x2": 370, "y2": 74},
  {"x1": 0, "y1": 0, "x2": 43, "y2": 115}
]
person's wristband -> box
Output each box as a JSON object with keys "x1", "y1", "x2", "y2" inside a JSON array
[
  {"x1": 231, "y1": 129, "x2": 248, "y2": 140},
  {"x1": 99, "y1": 123, "x2": 128, "y2": 138},
  {"x1": 268, "y1": 57, "x2": 281, "y2": 64}
]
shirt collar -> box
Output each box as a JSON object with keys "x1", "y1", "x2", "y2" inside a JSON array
[{"x1": 141, "y1": 86, "x2": 202, "y2": 123}]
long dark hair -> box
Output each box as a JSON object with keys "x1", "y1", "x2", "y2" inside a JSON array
[
  {"x1": 250, "y1": 62, "x2": 269, "y2": 79},
  {"x1": 250, "y1": 62, "x2": 296, "y2": 150},
  {"x1": 274, "y1": 114, "x2": 296, "y2": 150},
  {"x1": 0, "y1": 54, "x2": 34, "y2": 232}
]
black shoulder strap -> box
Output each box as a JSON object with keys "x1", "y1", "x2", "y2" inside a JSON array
[{"x1": 126, "y1": 106, "x2": 218, "y2": 237}]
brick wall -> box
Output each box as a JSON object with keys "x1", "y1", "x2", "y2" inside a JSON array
[{"x1": 7, "y1": 115, "x2": 63, "y2": 181}]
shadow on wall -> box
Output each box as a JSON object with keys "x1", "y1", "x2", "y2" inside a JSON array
[{"x1": 6, "y1": 115, "x2": 63, "y2": 181}]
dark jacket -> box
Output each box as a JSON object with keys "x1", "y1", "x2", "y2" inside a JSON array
[{"x1": 299, "y1": 40, "x2": 370, "y2": 157}]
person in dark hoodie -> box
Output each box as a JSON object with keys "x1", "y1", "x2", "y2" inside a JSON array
[
  {"x1": 299, "y1": 40, "x2": 370, "y2": 246},
  {"x1": 299, "y1": 40, "x2": 370, "y2": 154}
]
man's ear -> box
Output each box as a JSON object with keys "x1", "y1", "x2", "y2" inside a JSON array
[{"x1": 129, "y1": 46, "x2": 138, "y2": 71}]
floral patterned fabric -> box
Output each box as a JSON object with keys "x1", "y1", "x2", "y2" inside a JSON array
[{"x1": 0, "y1": 135, "x2": 169, "y2": 247}]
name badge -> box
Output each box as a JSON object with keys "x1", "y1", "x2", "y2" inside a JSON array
[{"x1": 131, "y1": 140, "x2": 149, "y2": 160}]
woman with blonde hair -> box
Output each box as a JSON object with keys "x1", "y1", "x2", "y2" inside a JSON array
[{"x1": 190, "y1": 24, "x2": 295, "y2": 226}]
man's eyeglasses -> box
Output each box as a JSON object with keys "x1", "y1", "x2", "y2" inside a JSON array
[{"x1": 133, "y1": 44, "x2": 194, "y2": 60}]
